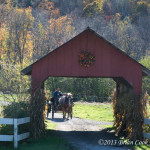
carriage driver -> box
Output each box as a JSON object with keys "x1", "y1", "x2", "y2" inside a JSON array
[{"x1": 53, "y1": 88, "x2": 63, "y2": 106}]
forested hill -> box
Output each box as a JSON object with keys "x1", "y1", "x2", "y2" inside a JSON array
[
  {"x1": 0, "y1": 0, "x2": 150, "y2": 65},
  {"x1": 0, "y1": 0, "x2": 150, "y2": 98}
]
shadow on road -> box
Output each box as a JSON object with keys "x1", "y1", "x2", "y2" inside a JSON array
[
  {"x1": 47, "y1": 127, "x2": 135, "y2": 150},
  {"x1": 46, "y1": 114, "x2": 135, "y2": 150},
  {"x1": 47, "y1": 117, "x2": 65, "y2": 122}
]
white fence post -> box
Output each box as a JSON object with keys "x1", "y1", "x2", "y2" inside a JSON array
[
  {"x1": 0, "y1": 117, "x2": 30, "y2": 148},
  {"x1": 14, "y1": 119, "x2": 18, "y2": 148}
]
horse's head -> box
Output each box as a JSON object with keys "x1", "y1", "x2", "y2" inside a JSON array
[{"x1": 66, "y1": 93, "x2": 73, "y2": 106}]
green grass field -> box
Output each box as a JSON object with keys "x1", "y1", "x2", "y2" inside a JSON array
[
  {"x1": 135, "y1": 145, "x2": 150, "y2": 150},
  {"x1": 73, "y1": 102, "x2": 114, "y2": 122},
  {"x1": 0, "y1": 121, "x2": 70, "y2": 150},
  {"x1": 0, "y1": 101, "x2": 149, "y2": 150},
  {"x1": 73, "y1": 102, "x2": 150, "y2": 150}
]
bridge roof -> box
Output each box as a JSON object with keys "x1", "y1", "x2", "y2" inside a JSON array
[{"x1": 21, "y1": 27, "x2": 150, "y2": 77}]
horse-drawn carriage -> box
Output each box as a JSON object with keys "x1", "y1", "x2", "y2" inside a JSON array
[{"x1": 46, "y1": 93, "x2": 74, "y2": 120}]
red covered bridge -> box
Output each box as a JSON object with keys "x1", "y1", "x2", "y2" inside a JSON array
[
  {"x1": 21, "y1": 27, "x2": 150, "y2": 140},
  {"x1": 22, "y1": 27, "x2": 150, "y2": 96}
]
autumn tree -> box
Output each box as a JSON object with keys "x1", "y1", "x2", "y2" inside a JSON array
[
  {"x1": 32, "y1": 3, "x2": 76, "y2": 61},
  {"x1": 83, "y1": 0, "x2": 107, "y2": 17},
  {"x1": 100, "y1": 13, "x2": 146, "y2": 60},
  {"x1": 49, "y1": 15, "x2": 76, "y2": 48},
  {"x1": 32, "y1": 21, "x2": 53, "y2": 61},
  {"x1": 0, "y1": 0, "x2": 14, "y2": 27},
  {"x1": 140, "y1": 56, "x2": 150, "y2": 94},
  {"x1": 1, "y1": 7, "x2": 34, "y2": 64},
  {"x1": 37, "y1": 0, "x2": 60, "y2": 18}
]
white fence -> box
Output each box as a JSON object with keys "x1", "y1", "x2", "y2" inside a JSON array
[
  {"x1": 0, "y1": 117, "x2": 30, "y2": 148},
  {"x1": 0, "y1": 117, "x2": 149, "y2": 148},
  {"x1": 143, "y1": 118, "x2": 150, "y2": 139}
]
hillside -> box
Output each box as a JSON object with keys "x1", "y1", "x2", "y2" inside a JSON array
[{"x1": 0, "y1": 0, "x2": 150, "y2": 95}]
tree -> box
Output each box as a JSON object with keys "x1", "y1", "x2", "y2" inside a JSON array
[
  {"x1": 49, "y1": 15, "x2": 76, "y2": 48},
  {"x1": 45, "y1": 77, "x2": 115, "y2": 101},
  {"x1": 102, "y1": 13, "x2": 146, "y2": 60},
  {"x1": 0, "y1": 1, "x2": 14, "y2": 27},
  {"x1": 32, "y1": 21, "x2": 52, "y2": 61},
  {"x1": 140, "y1": 56, "x2": 150, "y2": 94},
  {"x1": 1, "y1": 7, "x2": 34, "y2": 64},
  {"x1": 83, "y1": 0, "x2": 106, "y2": 17},
  {"x1": 131, "y1": 0, "x2": 150, "y2": 23},
  {"x1": 0, "y1": 62, "x2": 31, "y2": 100},
  {"x1": 37, "y1": 0, "x2": 60, "y2": 18}
]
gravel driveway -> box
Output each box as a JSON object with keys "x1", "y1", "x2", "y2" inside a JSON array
[{"x1": 47, "y1": 113, "x2": 134, "y2": 150}]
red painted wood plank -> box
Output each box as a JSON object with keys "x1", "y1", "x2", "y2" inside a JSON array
[{"x1": 31, "y1": 29, "x2": 142, "y2": 95}]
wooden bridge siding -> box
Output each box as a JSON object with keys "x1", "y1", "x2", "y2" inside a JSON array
[{"x1": 31, "y1": 30, "x2": 142, "y2": 95}]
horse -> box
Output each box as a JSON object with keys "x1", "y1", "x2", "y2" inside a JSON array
[{"x1": 59, "y1": 93, "x2": 74, "y2": 120}]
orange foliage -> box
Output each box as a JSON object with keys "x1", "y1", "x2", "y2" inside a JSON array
[
  {"x1": 37, "y1": 0, "x2": 60, "y2": 18},
  {"x1": 49, "y1": 15, "x2": 75, "y2": 46}
]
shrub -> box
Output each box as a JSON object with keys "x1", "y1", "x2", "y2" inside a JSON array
[
  {"x1": 2, "y1": 101, "x2": 29, "y2": 118},
  {"x1": 0, "y1": 101, "x2": 30, "y2": 135}
]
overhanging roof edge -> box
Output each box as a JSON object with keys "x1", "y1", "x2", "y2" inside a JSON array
[{"x1": 21, "y1": 27, "x2": 150, "y2": 77}]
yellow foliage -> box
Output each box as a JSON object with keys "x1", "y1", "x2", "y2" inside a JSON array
[
  {"x1": 83, "y1": 0, "x2": 106, "y2": 16},
  {"x1": 49, "y1": 15, "x2": 75, "y2": 45},
  {"x1": 137, "y1": 1, "x2": 149, "y2": 5},
  {"x1": 1, "y1": 7, "x2": 34, "y2": 64},
  {"x1": 96, "y1": 0, "x2": 106, "y2": 12}
]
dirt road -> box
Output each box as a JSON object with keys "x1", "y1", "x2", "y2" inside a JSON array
[{"x1": 47, "y1": 113, "x2": 133, "y2": 150}]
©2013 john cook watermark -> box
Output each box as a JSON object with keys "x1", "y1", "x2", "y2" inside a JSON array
[{"x1": 98, "y1": 139, "x2": 149, "y2": 146}]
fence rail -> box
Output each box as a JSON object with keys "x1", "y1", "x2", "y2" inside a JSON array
[
  {"x1": 0, "y1": 117, "x2": 30, "y2": 148},
  {"x1": 143, "y1": 118, "x2": 150, "y2": 139},
  {"x1": 0, "y1": 117, "x2": 150, "y2": 147}
]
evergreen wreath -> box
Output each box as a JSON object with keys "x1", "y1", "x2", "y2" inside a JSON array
[{"x1": 79, "y1": 50, "x2": 95, "y2": 68}]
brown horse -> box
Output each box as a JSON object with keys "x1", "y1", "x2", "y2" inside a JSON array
[{"x1": 59, "y1": 93, "x2": 74, "y2": 120}]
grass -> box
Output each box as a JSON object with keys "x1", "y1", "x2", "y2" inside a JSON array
[
  {"x1": 0, "y1": 133, "x2": 69, "y2": 150},
  {"x1": 0, "y1": 100, "x2": 149, "y2": 150},
  {"x1": 117, "y1": 137, "x2": 150, "y2": 150},
  {"x1": 135, "y1": 145, "x2": 150, "y2": 150},
  {"x1": 73, "y1": 102, "x2": 114, "y2": 122},
  {"x1": 45, "y1": 120, "x2": 57, "y2": 130},
  {"x1": 0, "y1": 120, "x2": 70, "y2": 150},
  {"x1": 73, "y1": 102, "x2": 150, "y2": 150},
  {"x1": 99, "y1": 124, "x2": 113, "y2": 128}
]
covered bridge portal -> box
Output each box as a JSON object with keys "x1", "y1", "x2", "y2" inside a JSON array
[
  {"x1": 22, "y1": 27, "x2": 150, "y2": 96},
  {"x1": 21, "y1": 27, "x2": 150, "y2": 140}
]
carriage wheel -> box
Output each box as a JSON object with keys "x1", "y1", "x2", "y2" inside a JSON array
[
  {"x1": 47, "y1": 104, "x2": 51, "y2": 118},
  {"x1": 49, "y1": 104, "x2": 51, "y2": 113},
  {"x1": 71, "y1": 109, "x2": 72, "y2": 119},
  {"x1": 47, "y1": 110, "x2": 49, "y2": 118},
  {"x1": 52, "y1": 105, "x2": 54, "y2": 119},
  {"x1": 63, "y1": 114, "x2": 65, "y2": 120}
]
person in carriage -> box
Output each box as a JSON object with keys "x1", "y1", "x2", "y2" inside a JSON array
[
  {"x1": 51, "y1": 88, "x2": 63, "y2": 108},
  {"x1": 51, "y1": 89, "x2": 74, "y2": 119}
]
